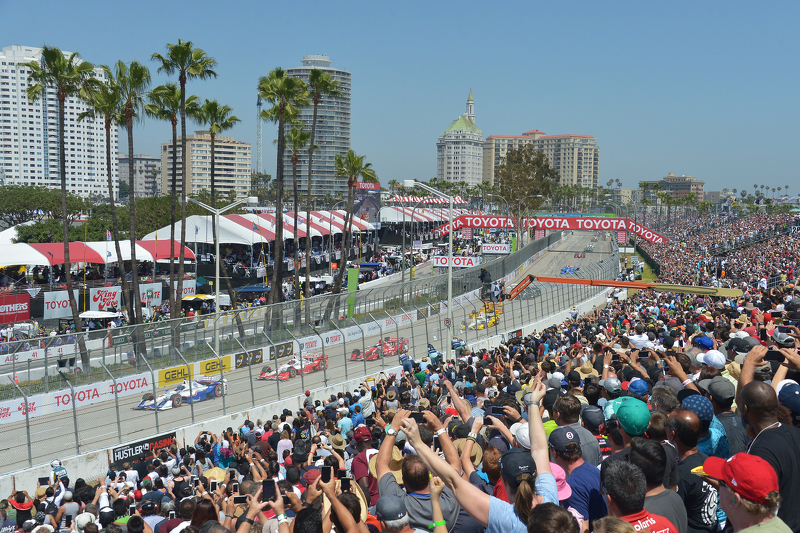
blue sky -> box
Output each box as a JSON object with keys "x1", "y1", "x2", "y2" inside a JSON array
[{"x1": 4, "y1": 1, "x2": 798, "y2": 193}]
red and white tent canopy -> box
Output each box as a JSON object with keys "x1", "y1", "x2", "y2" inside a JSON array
[
  {"x1": 388, "y1": 195, "x2": 468, "y2": 204},
  {"x1": 0, "y1": 240, "x2": 195, "y2": 268}
]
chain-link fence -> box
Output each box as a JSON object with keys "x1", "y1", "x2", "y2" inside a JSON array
[{"x1": 0, "y1": 233, "x2": 619, "y2": 473}]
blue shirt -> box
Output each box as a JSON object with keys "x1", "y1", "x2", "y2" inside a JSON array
[
  {"x1": 351, "y1": 412, "x2": 365, "y2": 427},
  {"x1": 337, "y1": 417, "x2": 353, "y2": 435},
  {"x1": 486, "y1": 472, "x2": 558, "y2": 533},
  {"x1": 563, "y1": 461, "x2": 607, "y2": 524},
  {"x1": 697, "y1": 416, "x2": 729, "y2": 459}
]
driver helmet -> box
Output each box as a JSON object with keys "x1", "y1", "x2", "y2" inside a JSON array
[{"x1": 51, "y1": 460, "x2": 61, "y2": 469}]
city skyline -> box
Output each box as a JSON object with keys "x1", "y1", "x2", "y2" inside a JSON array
[{"x1": 2, "y1": 1, "x2": 797, "y2": 194}]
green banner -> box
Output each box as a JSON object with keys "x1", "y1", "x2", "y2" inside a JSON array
[
  {"x1": 511, "y1": 236, "x2": 517, "y2": 253},
  {"x1": 347, "y1": 267, "x2": 359, "y2": 318}
]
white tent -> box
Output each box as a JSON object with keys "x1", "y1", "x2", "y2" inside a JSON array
[
  {"x1": 142, "y1": 215, "x2": 285, "y2": 245},
  {"x1": 0, "y1": 221, "x2": 38, "y2": 245}
]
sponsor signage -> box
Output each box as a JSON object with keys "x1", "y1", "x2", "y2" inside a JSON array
[
  {"x1": 0, "y1": 372, "x2": 151, "y2": 425},
  {"x1": 433, "y1": 256, "x2": 480, "y2": 268},
  {"x1": 268, "y1": 341, "x2": 294, "y2": 361},
  {"x1": 461, "y1": 227, "x2": 473, "y2": 240},
  {"x1": 44, "y1": 290, "x2": 79, "y2": 319},
  {"x1": 534, "y1": 229, "x2": 546, "y2": 241},
  {"x1": 172, "y1": 280, "x2": 196, "y2": 300},
  {"x1": 234, "y1": 348, "x2": 263, "y2": 369},
  {"x1": 198, "y1": 355, "x2": 232, "y2": 376},
  {"x1": 0, "y1": 294, "x2": 30, "y2": 322},
  {"x1": 111, "y1": 431, "x2": 177, "y2": 469},
  {"x1": 158, "y1": 365, "x2": 193, "y2": 387},
  {"x1": 355, "y1": 182, "x2": 381, "y2": 190},
  {"x1": 1, "y1": 347, "x2": 45, "y2": 366},
  {"x1": 482, "y1": 243, "x2": 511, "y2": 254},
  {"x1": 90, "y1": 287, "x2": 121, "y2": 311},
  {"x1": 509, "y1": 328, "x2": 523, "y2": 339},
  {"x1": 617, "y1": 231, "x2": 628, "y2": 244},
  {"x1": 139, "y1": 283, "x2": 163, "y2": 306}
]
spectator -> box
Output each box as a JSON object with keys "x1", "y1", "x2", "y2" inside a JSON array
[
  {"x1": 602, "y1": 461, "x2": 678, "y2": 533},
  {"x1": 628, "y1": 437, "x2": 687, "y2": 533},
  {"x1": 698, "y1": 376, "x2": 747, "y2": 456},
  {"x1": 552, "y1": 395, "x2": 602, "y2": 467},
  {"x1": 350, "y1": 427, "x2": 379, "y2": 507}
]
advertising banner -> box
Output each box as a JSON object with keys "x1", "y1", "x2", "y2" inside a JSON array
[
  {"x1": 111, "y1": 431, "x2": 177, "y2": 469},
  {"x1": 172, "y1": 280, "x2": 196, "y2": 300},
  {"x1": 158, "y1": 365, "x2": 193, "y2": 387},
  {"x1": 197, "y1": 355, "x2": 232, "y2": 376},
  {"x1": 617, "y1": 231, "x2": 628, "y2": 244},
  {"x1": 44, "y1": 290, "x2": 79, "y2": 319},
  {"x1": 234, "y1": 348, "x2": 263, "y2": 369},
  {"x1": 90, "y1": 286, "x2": 121, "y2": 311},
  {"x1": 534, "y1": 229, "x2": 546, "y2": 241},
  {"x1": 0, "y1": 294, "x2": 30, "y2": 322},
  {"x1": 354, "y1": 181, "x2": 380, "y2": 225},
  {"x1": 461, "y1": 227, "x2": 473, "y2": 240},
  {"x1": 482, "y1": 243, "x2": 511, "y2": 254},
  {"x1": 139, "y1": 283, "x2": 163, "y2": 307},
  {"x1": 1, "y1": 347, "x2": 45, "y2": 366},
  {"x1": 433, "y1": 256, "x2": 480, "y2": 268}
]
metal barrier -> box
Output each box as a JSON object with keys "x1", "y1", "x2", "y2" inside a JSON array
[{"x1": 0, "y1": 233, "x2": 619, "y2": 474}]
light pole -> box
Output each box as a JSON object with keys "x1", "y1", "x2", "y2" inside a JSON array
[
  {"x1": 188, "y1": 196, "x2": 258, "y2": 356},
  {"x1": 405, "y1": 180, "x2": 453, "y2": 362},
  {"x1": 328, "y1": 201, "x2": 347, "y2": 278}
]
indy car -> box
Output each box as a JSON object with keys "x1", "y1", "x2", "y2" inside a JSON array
[
  {"x1": 462, "y1": 313, "x2": 498, "y2": 331},
  {"x1": 257, "y1": 352, "x2": 329, "y2": 381},
  {"x1": 350, "y1": 337, "x2": 409, "y2": 361},
  {"x1": 134, "y1": 376, "x2": 227, "y2": 410},
  {"x1": 574, "y1": 252, "x2": 585, "y2": 258},
  {"x1": 560, "y1": 265, "x2": 578, "y2": 274}
]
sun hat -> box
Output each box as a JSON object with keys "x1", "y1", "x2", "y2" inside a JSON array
[
  {"x1": 578, "y1": 362, "x2": 599, "y2": 379},
  {"x1": 550, "y1": 462, "x2": 573, "y2": 501},
  {"x1": 369, "y1": 445, "x2": 403, "y2": 484}
]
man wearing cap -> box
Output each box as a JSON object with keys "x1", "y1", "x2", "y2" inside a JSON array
[
  {"x1": 303, "y1": 390, "x2": 314, "y2": 412},
  {"x1": 681, "y1": 395, "x2": 729, "y2": 459},
  {"x1": 351, "y1": 426, "x2": 379, "y2": 507},
  {"x1": 549, "y1": 426, "x2": 607, "y2": 529},
  {"x1": 738, "y1": 379, "x2": 800, "y2": 532},
  {"x1": 703, "y1": 453, "x2": 790, "y2": 533},
  {"x1": 376, "y1": 495, "x2": 428, "y2": 533},
  {"x1": 666, "y1": 408, "x2": 719, "y2": 533},
  {"x1": 552, "y1": 395, "x2": 602, "y2": 467},
  {"x1": 699, "y1": 376, "x2": 746, "y2": 456}
]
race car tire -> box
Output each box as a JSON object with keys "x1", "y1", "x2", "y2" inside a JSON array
[
  {"x1": 172, "y1": 394, "x2": 182, "y2": 408},
  {"x1": 350, "y1": 349, "x2": 361, "y2": 360},
  {"x1": 142, "y1": 393, "x2": 154, "y2": 401},
  {"x1": 214, "y1": 384, "x2": 223, "y2": 397},
  {"x1": 289, "y1": 367, "x2": 298, "y2": 378}
]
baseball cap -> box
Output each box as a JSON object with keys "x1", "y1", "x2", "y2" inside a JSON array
[
  {"x1": 703, "y1": 453, "x2": 778, "y2": 504},
  {"x1": 376, "y1": 495, "x2": 407, "y2": 521},
  {"x1": 567, "y1": 370, "x2": 582, "y2": 384},
  {"x1": 498, "y1": 447, "x2": 537, "y2": 486},
  {"x1": 771, "y1": 331, "x2": 796, "y2": 348},
  {"x1": 50, "y1": 460, "x2": 61, "y2": 468},
  {"x1": 545, "y1": 378, "x2": 562, "y2": 390},
  {"x1": 697, "y1": 350, "x2": 726, "y2": 369},
  {"x1": 599, "y1": 378, "x2": 622, "y2": 394},
  {"x1": 777, "y1": 382, "x2": 800, "y2": 424},
  {"x1": 140, "y1": 500, "x2": 157, "y2": 513},
  {"x1": 628, "y1": 378, "x2": 649, "y2": 397},
  {"x1": 75, "y1": 513, "x2": 96, "y2": 533},
  {"x1": 133, "y1": 490, "x2": 143, "y2": 501},
  {"x1": 305, "y1": 390, "x2": 310, "y2": 395},
  {"x1": 693, "y1": 336, "x2": 714, "y2": 350},
  {"x1": 682, "y1": 394, "x2": 714, "y2": 422},
  {"x1": 548, "y1": 426, "x2": 581, "y2": 452},
  {"x1": 354, "y1": 426, "x2": 372, "y2": 443},
  {"x1": 514, "y1": 423, "x2": 530, "y2": 450},
  {"x1": 616, "y1": 398, "x2": 651, "y2": 436},
  {"x1": 699, "y1": 376, "x2": 736, "y2": 403},
  {"x1": 581, "y1": 405, "x2": 605, "y2": 432}
]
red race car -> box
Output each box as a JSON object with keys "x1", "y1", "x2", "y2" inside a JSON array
[
  {"x1": 350, "y1": 337, "x2": 410, "y2": 361},
  {"x1": 257, "y1": 352, "x2": 329, "y2": 381}
]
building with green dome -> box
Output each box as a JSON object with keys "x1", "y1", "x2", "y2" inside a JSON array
[{"x1": 436, "y1": 90, "x2": 483, "y2": 186}]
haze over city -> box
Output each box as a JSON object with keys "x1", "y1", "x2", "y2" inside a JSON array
[{"x1": 3, "y1": 0, "x2": 797, "y2": 192}]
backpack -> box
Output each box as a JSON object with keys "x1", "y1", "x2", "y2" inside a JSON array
[{"x1": 44, "y1": 499, "x2": 58, "y2": 518}]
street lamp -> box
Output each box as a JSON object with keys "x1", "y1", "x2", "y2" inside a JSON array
[
  {"x1": 405, "y1": 179, "x2": 453, "y2": 363},
  {"x1": 188, "y1": 195, "x2": 258, "y2": 356}
]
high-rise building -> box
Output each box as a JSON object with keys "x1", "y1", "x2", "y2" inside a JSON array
[
  {"x1": 437, "y1": 90, "x2": 483, "y2": 186},
  {"x1": 0, "y1": 45, "x2": 118, "y2": 197},
  {"x1": 639, "y1": 172, "x2": 704, "y2": 201},
  {"x1": 482, "y1": 129, "x2": 599, "y2": 189},
  {"x1": 283, "y1": 55, "x2": 351, "y2": 196},
  {"x1": 161, "y1": 130, "x2": 252, "y2": 199},
  {"x1": 118, "y1": 153, "x2": 161, "y2": 198}
]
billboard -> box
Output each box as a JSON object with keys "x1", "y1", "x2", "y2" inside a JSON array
[
  {"x1": 482, "y1": 243, "x2": 512, "y2": 254},
  {"x1": 0, "y1": 294, "x2": 30, "y2": 322},
  {"x1": 172, "y1": 280, "x2": 196, "y2": 300},
  {"x1": 44, "y1": 290, "x2": 79, "y2": 319},
  {"x1": 353, "y1": 182, "x2": 381, "y2": 225},
  {"x1": 90, "y1": 286, "x2": 121, "y2": 311},
  {"x1": 433, "y1": 256, "x2": 480, "y2": 268},
  {"x1": 139, "y1": 282, "x2": 163, "y2": 307}
]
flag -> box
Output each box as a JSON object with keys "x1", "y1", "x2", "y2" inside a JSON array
[
  {"x1": 106, "y1": 230, "x2": 112, "y2": 241},
  {"x1": 195, "y1": 225, "x2": 199, "y2": 235},
  {"x1": 253, "y1": 222, "x2": 259, "y2": 231}
]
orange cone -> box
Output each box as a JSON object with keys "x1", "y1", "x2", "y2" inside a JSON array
[{"x1": 14, "y1": 373, "x2": 18, "y2": 384}]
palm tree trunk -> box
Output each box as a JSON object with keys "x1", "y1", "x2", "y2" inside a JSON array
[
  {"x1": 168, "y1": 119, "x2": 177, "y2": 322},
  {"x1": 325, "y1": 187, "x2": 354, "y2": 322},
  {"x1": 59, "y1": 95, "x2": 87, "y2": 366},
  {"x1": 292, "y1": 157, "x2": 301, "y2": 331},
  {"x1": 305, "y1": 101, "x2": 318, "y2": 323},
  {"x1": 173, "y1": 75, "x2": 188, "y2": 351},
  {"x1": 269, "y1": 108, "x2": 286, "y2": 333},
  {"x1": 105, "y1": 117, "x2": 131, "y2": 332},
  {"x1": 127, "y1": 118, "x2": 146, "y2": 358}
]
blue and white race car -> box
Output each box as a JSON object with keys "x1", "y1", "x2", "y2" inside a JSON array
[{"x1": 134, "y1": 376, "x2": 227, "y2": 411}]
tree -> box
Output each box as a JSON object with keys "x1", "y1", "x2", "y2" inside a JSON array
[
  {"x1": 118, "y1": 178, "x2": 130, "y2": 199},
  {"x1": 23, "y1": 45, "x2": 95, "y2": 367},
  {"x1": 146, "y1": 83, "x2": 199, "y2": 320},
  {"x1": 495, "y1": 145, "x2": 557, "y2": 247},
  {"x1": 306, "y1": 70, "x2": 342, "y2": 304},
  {"x1": 152, "y1": 39, "x2": 217, "y2": 325},
  {"x1": 330, "y1": 150, "x2": 377, "y2": 304},
  {"x1": 258, "y1": 68, "x2": 309, "y2": 306},
  {"x1": 78, "y1": 74, "x2": 132, "y2": 320},
  {"x1": 249, "y1": 172, "x2": 272, "y2": 203},
  {"x1": 192, "y1": 99, "x2": 243, "y2": 336},
  {"x1": 0, "y1": 185, "x2": 81, "y2": 227},
  {"x1": 112, "y1": 59, "x2": 151, "y2": 340},
  {"x1": 285, "y1": 124, "x2": 312, "y2": 329}
]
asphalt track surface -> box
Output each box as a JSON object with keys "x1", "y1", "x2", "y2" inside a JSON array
[{"x1": 2, "y1": 232, "x2": 614, "y2": 473}]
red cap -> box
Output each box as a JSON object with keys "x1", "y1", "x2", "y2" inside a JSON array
[
  {"x1": 621, "y1": 381, "x2": 630, "y2": 391},
  {"x1": 573, "y1": 343, "x2": 583, "y2": 349},
  {"x1": 353, "y1": 426, "x2": 372, "y2": 443},
  {"x1": 305, "y1": 390, "x2": 310, "y2": 395},
  {"x1": 703, "y1": 453, "x2": 778, "y2": 504},
  {"x1": 303, "y1": 469, "x2": 321, "y2": 485},
  {"x1": 133, "y1": 490, "x2": 143, "y2": 501}
]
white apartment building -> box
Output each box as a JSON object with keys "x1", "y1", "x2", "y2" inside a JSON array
[
  {"x1": 0, "y1": 45, "x2": 118, "y2": 197},
  {"x1": 436, "y1": 90, "x2": 483, "y2": 186},
  {"x1": 118, "y1": 152, "x2": 161, "y2": 198},
  {"x1": 283, "y1": 55, "x2": 351, "y2": 196},
  {"x1": 161, "y1": 131, "x2": 252, "y2": 199}
]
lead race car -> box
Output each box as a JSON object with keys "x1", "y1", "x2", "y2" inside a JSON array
[
  {"x1": 257, "y1": 352, "x2": 329, "y2": 381},
  {"x1": 350, "y1": 337, "x2": 409, "y2": 361},
  {"x1": 134, "y1": 376, "x2": 227, "y2": 411}
]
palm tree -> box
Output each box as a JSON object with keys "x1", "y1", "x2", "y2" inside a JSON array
[
  {"x1": 78, "y1": 76, "x2": 133, "y2": 323},
  {"x1": 285, "y1": 124, "x2": 312, "y2": 327},
  {"x1": 305, "y1": 70, "x2": 341, "y2": 302},
  {"x1": 331, "y1": 150, "x2": 377, "y2": 299},
  {"x1": 24, "y1": 45, "x2": 95, "y2": 366},
  {"x1": 258, "y1": 68, "x2": 309, "y2": 306},
  {"x1": 152, "y1": 39, "x2": 217, "y2": 322},
  {"x1": 145, "y1": 83, "x2": 199, "y2": 320},
  {"x1": 112, "y1": 60, "x2": 151, "y2": 336}
]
